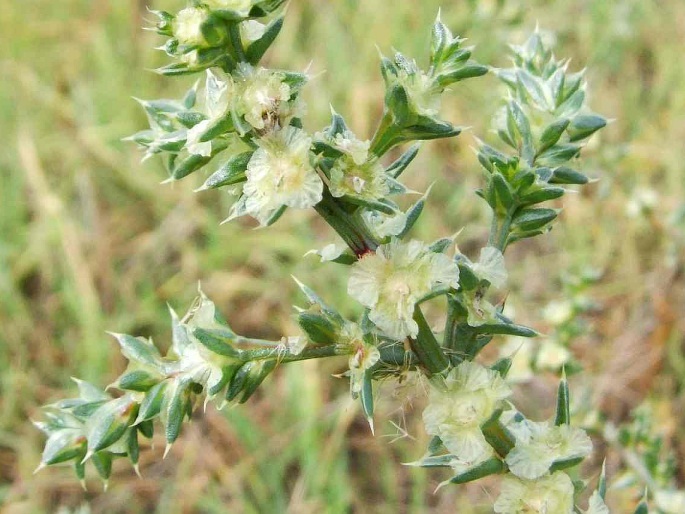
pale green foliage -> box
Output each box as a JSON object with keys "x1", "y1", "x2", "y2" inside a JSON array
[{"x1": 35, "y1": 2, "x2": 617, "y2": 510}]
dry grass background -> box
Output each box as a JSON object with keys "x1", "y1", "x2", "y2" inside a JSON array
[{"x1": 0, "y1": 0, "x2": 683, "y2": 512}]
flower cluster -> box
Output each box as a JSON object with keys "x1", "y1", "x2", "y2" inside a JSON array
[{"x1": 37, "y1": 3, "x2": 621, "y2": 512}]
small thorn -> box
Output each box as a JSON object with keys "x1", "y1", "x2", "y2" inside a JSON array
[
  {"x1": 81, "y1": 450, "x2": 94, "y2": 465},
  {"x1": 80, "y1": 479, "x2": 88, "y2": 491},
  {"x1": 133, "y1": 463, "x2": 142, "y2": 478},
  {"x1": 33, "y1": 462, "x2": 46, "y2": 475},
  {"x1": 368, "y1": 417, "x2": 375, "y2": 436},
  {"x1": 163, "y1": 443, "x2": 173, "y2": 459},
  {"x1": 103, "y1": 480, "x2": 109, "y2": 492}
]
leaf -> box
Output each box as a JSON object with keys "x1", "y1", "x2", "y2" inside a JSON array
[
  {"x1": 554, "y1": 372, "x2": 570, "y2": 426},
  {"x1": 246, "y1": 17, "x2": 284, "y2": 64},
  {"x1": 134, "y1": 381, "x2": 168, "y2": 425},
  {"x1": 512, "y1": 207, "x2": 558, "y2": 231},
  {"x1": 110, "y1": 333, "x2": 163, "y2": 370},
  {"x1": 568, "y1": 114, "x2": 607, "y2": 142},
  {"x1": 386, "y1": 143, "x2": 420, "y2": 179},
  {"x1": 85, "y1": 397, "x2": 136, "y2": 454},
  {"x1": 537, "y1": 118, "x2": 570, "y2": 154}
]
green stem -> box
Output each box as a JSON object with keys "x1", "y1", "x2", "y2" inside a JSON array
[
  {"x1": 227, "y1": 23, "x2": 247, "y2": 62},
  {"x1": 314, "y1": 191, "x2": 378, "y2": 256},
  {"x1": 487, "y1": 212, "x2": 513, "y2": 253},
  {"x1": 411, "y1": 306, "x2": 449, "y2": 375},
  {"x1": 243, "y1": 344, "x2": 349, "y2": 363},
  {"x1": 369, "y1": 111, "x2": 401, "y2": 157}
]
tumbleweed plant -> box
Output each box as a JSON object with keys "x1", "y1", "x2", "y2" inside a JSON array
[{"x1": 34, "y1": 1, "x2": 621, "y2": 511}]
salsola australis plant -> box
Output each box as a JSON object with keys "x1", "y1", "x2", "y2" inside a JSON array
[{"x1": 35, "y1": 1, "x2": 617, "y2": 511}]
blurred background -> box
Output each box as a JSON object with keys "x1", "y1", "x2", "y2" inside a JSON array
[{"x1": 1, "y1": 0, "x2": 683, "y2": 512}]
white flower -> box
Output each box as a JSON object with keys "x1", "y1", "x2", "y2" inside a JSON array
[
  {"x1": 535, "y1": 339, "x2": 572, "y2": 371},
  {"x1": 176, "y1": 339, "x2": 226, "y2": 395},
  {"x1": 184, "y1": 70, "x2": 233, "y2": 156},
  {"x1": 240, "y1": 20, "x2": 266, "y2": 43},
  {"x1": 204, "y1": 0, "x2": 253, "y2": 15},
  {"x1": 333, "y1": 132, "x2": 371, "y2": 165},
  {"x1": 235, "y1": 64, "x2": 297, "y2": 133},
  {"x1": 173, "y1": 7, "x2": 209, "y2": 47},
  {"x1": 305, "y1": 243, "x2": 346, "y2": 262},
  {"x1": 422, "y1": 361, "x2": 511, "y2": 462},
  {"x1": 362, "y1": 210, "x2": 408, "y2": 238},
  {"x1": 494, "y1": 472, "x2": 575, "y2": 514},
  {"x1": 542, "y1": 300, "x2": 573, "y2": 325},
  {"x1": 585, "y1": 490, "x2": 610, "y2": 514},
  {"x1": 348, "y1": 239, "x2": 459, "y2": 339},
  {"x1": 655, "y1": 490, "x2": 685, "y2": 514},
  {"x1": 505, "y1": 419, "x2": 593, "y2": 480},
  {"x1": 339, "y1": 323, "x2": 379, "y2": 394},
  {"x1": 329, "y1": 158, "x2": 389, "y2": 201},
  {"x1": 282, "y1": 335, "x2": 306, "y2": 356},
  {"x1": 242, "y1": 127, "x2": 322, "y2": 224},
  {"x1": 500, "y1": 337, "x2": 535, "y2": 383},
  {"x1": 625, "y1": 187, "x2": 658, "y2": 218},
  {"x1": 472, "y1": 246, "x2": 507, "y2": 289},
  {"x1": 185, "y1": 120, "x2": 213, "y2": 156},
  {"x1": 396, "y1": 65, "x2": 441, "y2": 116}
]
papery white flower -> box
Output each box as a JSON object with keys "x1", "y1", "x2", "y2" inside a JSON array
[
  {"x1": 505, "y1": 419, "x2": 593, "y2": 480},
  {"x1": 185, "y1": 120, "x2": 213, "y2": 156},
  {"x1": 176, "y1": 339, "x2": 226, "y2": 395},
  {"x1": 423, "y1": 361, "x2": 511, "y2": 462},
  {"x1": 655, "y1": 490, "x2": 685, "y2": 514},
  {"x1": 585, "y1": 490, "x2": 610, "y2": 514},
  {"x1": 348, "y1": 239, "x2": 459, "y2": 339},
  {"x1": 204, "y1": 0, "x2": 253, "y2": 15},
  {"x1": 333, "y1": 132, "x2": 371, "y2": 165},
  {"x1": 626, "y1": 187, "x2": 658, "y2": 218},
  {"x1": 542, "y1": 300, "x2": 573, "y2": 325},
  {"x1": 494, "y1": 472, "x2": 575, "y2": 514},
  {"x1": 396, "y1": 65, "x2": 441, "y2": 116},
  {"x1": 240, "y1": 20, "x2": 266, "y2": 43},
  {"x1": 535, "y1": 339, "x2": 572, "y2": 371},
  {"x1": 305, "y1": 243, "x2": 346, "y2": 262},
  {"x1": 283, "y1": 335, "x2": 306, "y2": 356},
  {"x1": 185, "y1": 70, "x2": 233, "y2": 156},
  {"x1": 235, "y1": 64, "x2": 298, "y2": 133},
  {"x1": 472, "y1": 246, "x2": 507, "y2": 289},
  {"x1": 329, "y1": 158, "x2": 389, "y2": 201},
  {"x1": 500, "y1": 337, "x2": 535, "y2": 383},
  {"x1": 173, "y1": 7, "x2": 209, "y2": 46},
  {"x1": 363, "y1": 210, "x2": 408, "y2": 238},
  {"x1": 242, "y1": 127, "x2": 322, "y2": 224},
  {"x1": 340, "y1": 323, "x2": 380, "y2": 394}
]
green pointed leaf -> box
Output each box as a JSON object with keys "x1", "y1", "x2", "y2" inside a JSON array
[
  {"x1": 537, "y1": 118, "x2": 570, "y2": 154},
  {"x1": 436, "y1": 64, "x2": 488, "y2": 87},
  {"x1": 134, "y1": 381, "x2": 168, "y2": 425},
  {"x1": 550, "y1": 166, "x2": 588, "y2": 185},
  {"x1": 554, "y1": 375, "x2": 570, "y2": 426},
  {"x1": 443, "y1": 457, "x2": 505, "y2": 485},
  {"x1": 192, "y1": 328, "x2": 241, "y2": 358},
  {"x1": 386, "y1": 144, "x2": 420, "y2": 178},
  {"x1": 519, "y1": 186, "x2": 565, "y2": 205},
  {"x1": 116, "y1": 370, "x2": 163, "y2": 392},
  {"x1": 568, "y1": 114, "x2": 607, "y2": 142},
  {"x1": 512, "y1": 207, "x2": 558, "y2": 231},
  {"x1": 86, "y1": 397, "x2": 137, "y2": 454},
  {"x1": 246, "y1": 17, "x2": 284, "y2": 64},
  {"x1": 110, "y1": 333, "x2": 163, "y2": 370},
  {"x1": 91, "y1": 452, "x2": 113, "y2": 481},
  {"x1": 41, "y1": 429, "x2": 86, "y2": 465},
  {"x1": 298, "y1": 312, "x2": 338, "y2": 345}
]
